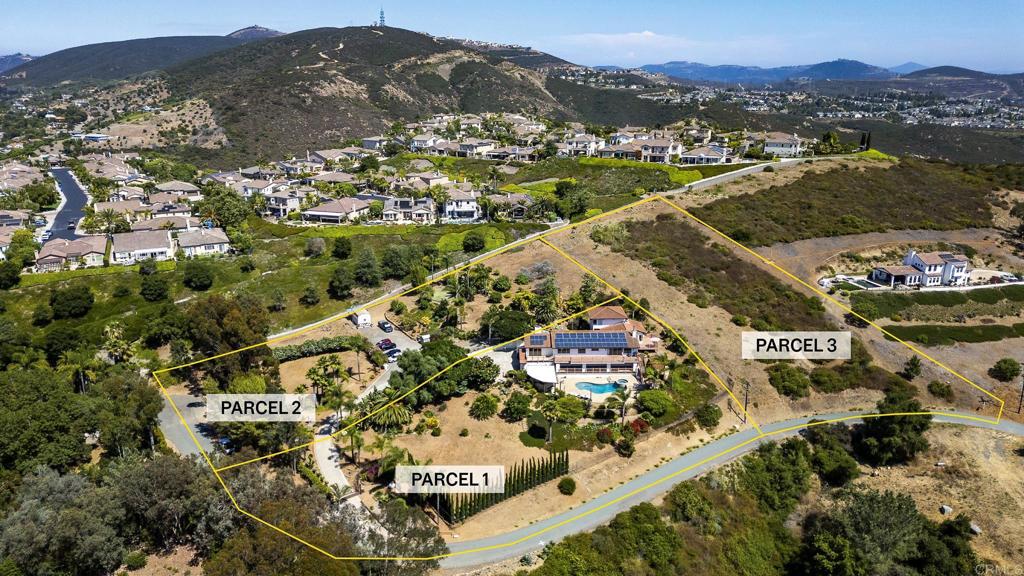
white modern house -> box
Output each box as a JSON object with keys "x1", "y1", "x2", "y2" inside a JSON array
[
  {"x1": 870, "y1": 250, "x2": 972, "y2": 288},
  {"x1": 763, "y1": 132, "x2": 803, "y2": 157},
  {"x1": 639, "y1": 139, "x2": 683, "y2": 163},
  {"x1": 177, "y1": 227, "x2": 231, "y2": 257},
  {"x1": 517, "y1": 329, "x2": 642, "y2": 385},
  {"x1": 410, "y1": 132, "x2": 445, "y2": 151},
  {"x1": 110, "y1": 230, "x2": 174, "y2": 264},
  {"x1": 565, "y1": 134, "x2": 605, "y2": 157},
  {"x1": 443, "y1": 189, "x2": 481, "y2": 222}
]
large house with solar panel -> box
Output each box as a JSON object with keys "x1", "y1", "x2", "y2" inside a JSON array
[{"x1": 517, "y1": 305, "x2": 657, "y2": 386}]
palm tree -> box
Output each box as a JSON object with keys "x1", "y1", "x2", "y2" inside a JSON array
[
  {"x1": 340, "y1": 424, "x2": 364, "y2": 464},
  {"x1": 323, "y1": 384, "x2": 355, "y2": 420},
  {"x1": 605, "y1": 388, "x2": 632, "y2": 427},
  {"x1": 250, "y1": 194, "x2": 268, "y2": 216},
  {"x1": 368, "y1": 387, "x2": 412, "y2": 429},
  {"x1": 58, "y1": 348, "x2": 97, "y2": 393},
  {"x1": 96, "y1": 208, "x2": 120, "y2": 237},
  {"x1": 540, "y1": 399, "x2": 559, "y2": 444},
  {"x1": 487, "y1": 165, "x2": 501, "y2": 193},
  {"x1": 306, "y1": 354, "x2": 345, "y2": 399}
]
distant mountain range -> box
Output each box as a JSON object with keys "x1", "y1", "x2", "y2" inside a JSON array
[
  {"x1": 0, "y1": 53, "x2": 33, "y2": 74},
  {"x1": 638, "y1": 59, "x2": 898, "y2": 83}
]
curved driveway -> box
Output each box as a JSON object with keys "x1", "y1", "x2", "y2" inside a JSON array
[{"x1": 441, "y1": 411, "x2": 1024, "y2": 569}]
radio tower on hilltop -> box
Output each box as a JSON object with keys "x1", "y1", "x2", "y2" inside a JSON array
[{"x1": 377, "y1": 7, "x2": 386, "y2": 27}]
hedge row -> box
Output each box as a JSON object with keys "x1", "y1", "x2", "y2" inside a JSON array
[
  {"x1": 883, "y1": 322, "x2": 1024, "y2": 346},
  {"x1": 273, "y1": 335, "x2": 365, "y2": 362},
  {"x1": 852, "y1": 285, "x2": 1024, "y2": 319}
]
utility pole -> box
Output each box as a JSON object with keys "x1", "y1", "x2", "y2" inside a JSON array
[
  {"x1": 1017, "y1": 375, "x2": 1024, "y2": 414},
  {"x1": 742, "y1": 380, "x2": 750, "y2": 424}
]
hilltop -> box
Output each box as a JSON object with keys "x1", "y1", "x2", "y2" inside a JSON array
[
  {"x1": 227, "y1": 25, "x2": 283, "y2": 40},
  {"x1": 165, "y1": 27, "x2": 593, "y2": 159},
  {"x1": 2, "y1": 36, "x2": 246, "y2": 84},
  {"x1": 0, "y1": 53, "x2": 33, "y2": 74}
]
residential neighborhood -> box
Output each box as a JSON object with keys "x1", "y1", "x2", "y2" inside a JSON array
[{"x1": 0, "y1": 7, "x2": 1022, "y2": 576}]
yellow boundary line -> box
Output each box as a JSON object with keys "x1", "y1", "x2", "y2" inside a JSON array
[
  {"x1": 212, "y1": 297, "x2": 621, "y2": 472},
  {"x1": 538, "y1": 237, "x2": 763, "y2": 434},
  {"x1": 149, "y1": 191, "x2": 1010, "y2": 562},
  {"x1": 652, "y1": 195, "x2": 1005, "y2": 423}
]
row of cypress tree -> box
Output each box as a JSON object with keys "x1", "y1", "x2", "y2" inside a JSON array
[{"x1": 436, "y1": 451, "x2": 570, "y2": 524}]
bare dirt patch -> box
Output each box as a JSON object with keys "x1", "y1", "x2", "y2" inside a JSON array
[
  {"x1": 135, "y1": 546, "x2": 201, "y2": 576},
  {"x1": 93, "y1": 99, "x2": 227, "y2": 149}
]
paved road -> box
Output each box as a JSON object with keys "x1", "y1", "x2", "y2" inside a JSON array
[
  {"x1": 440, "y1": 411, "x2": 1024, "y2": 569},
  {"x1": 48, "y1": 168, "x2": 88, "y2": 240},
  {"x1": 158, "y1": 393, "x2": 215, "y2": 456}
]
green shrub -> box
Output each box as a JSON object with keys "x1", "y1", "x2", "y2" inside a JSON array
[
  {"x1": 122, "y1": 551, "x2": 147, "y2": 571},
  {"x1": 989, "y1": 358, "x2": 1021, "y2": 382},
  {"x1": 469, "y1": 394, "x2": 499, "y2": 420},
  {"x1": 767, "y1": 363, "x2": 811, "y2": 398},
  {"x1": 431, "y1": 427, "x2": 442, "y2": 437},
  {"x1": 49, "y1": 286, "x2": 95, "y2": 319},
  {"x1": 927, "y1": 380, "x2": 955, "y2": 401},
  {"x1": 182, "y1": 260, "x2": 214, "y2": 291},
  {"x1": 693, "y1": 403, "x2": 722, "y2": 430},
  {"x1": 557, "y1": 476, "x2": 576, "y2": 495}
]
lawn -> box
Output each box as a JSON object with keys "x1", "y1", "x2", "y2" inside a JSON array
[
  {"x1": 508, "y1": 158, "x2": 676, "y2": 196},
  {"x1": 436, "y1": 226, "x2": 507, "y2": 253}
]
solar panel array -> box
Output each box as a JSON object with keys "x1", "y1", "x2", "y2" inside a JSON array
[
  {"x1": 554, "y1": 332, "x2": 628, "y2": 348},
  {"x1": 529, "y1": 334, "x2": 547, "y2": 345}
]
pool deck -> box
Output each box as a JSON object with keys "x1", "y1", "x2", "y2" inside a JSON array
[{"x1": 557, "y1": 374, "x2": 638, "y2": 403}]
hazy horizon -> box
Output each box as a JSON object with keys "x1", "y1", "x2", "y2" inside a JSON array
[{"x1": 2, "y1": 0, "x2": 1022, "y2": 73}]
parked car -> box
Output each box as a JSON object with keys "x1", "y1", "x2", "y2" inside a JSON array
[
  {"x1": 376, "y1": 339, "x2": 396, "y2": 351},
  {"x1": 66, "y1": 222, "x2": 76, "y2": 230},
  {"x1": 386, "y1": 349, "x2": 402, "y2": 362},
  {"x1": 417, "y1": 333, "x2": 431, "y2": 344},
  {"x1": 40, "y1": 231, "x2": 51, "y2": 241},
  {"x1": 378, "y1": 320, "x2": 394, "y2": 333}
]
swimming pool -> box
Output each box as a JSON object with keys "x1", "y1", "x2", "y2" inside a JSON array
[{"x1": 576, "y1": 379, "x2": 628, "y2": 394}]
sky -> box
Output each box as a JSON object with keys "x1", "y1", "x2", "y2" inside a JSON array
[{"x1": 2, "y1": 0, "x2": 1022, "y2": 73}]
